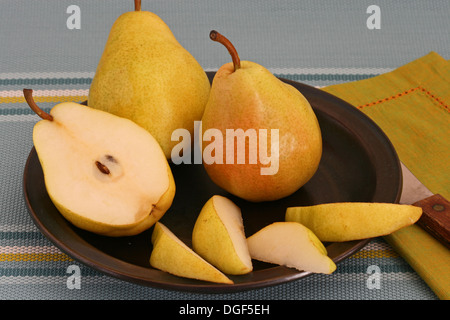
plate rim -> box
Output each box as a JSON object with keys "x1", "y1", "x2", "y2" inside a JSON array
[{"x1": 22, "y1": 74, "x2": 402, "y2": 293}]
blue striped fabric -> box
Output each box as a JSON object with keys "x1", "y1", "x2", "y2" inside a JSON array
[{"x1": 2, "y1": 0, "x2": 448, "y2": 300}]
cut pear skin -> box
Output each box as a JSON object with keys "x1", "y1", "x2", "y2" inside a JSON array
[
  {"x1": 247, "y1": 222, "x2": 336, "y2": 274},
  {"x1": 285, "y1": 202, "x2": 423, "y2": 242},
  {"x1": 150, "y1": 222, "x2": 233, "y2": 284},
  {"x1": 192, "y1": 195, "x2": 253, "y2": 275},
  {"x1": 31, "y1": 100, "x2": 175, "y2": 237}
]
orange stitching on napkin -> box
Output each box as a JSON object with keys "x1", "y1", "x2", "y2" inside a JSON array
[
  {"x1": 357, "y1": 87, "x2": 419, "y2": 109},
  {"x1": 357, "y1": 86, "x2": 449, "y2": 113},
  {"x1": 420, "y1": 86, "x2": 449, "y2": 112}
]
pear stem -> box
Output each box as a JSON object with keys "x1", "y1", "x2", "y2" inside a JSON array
[
  {"x1": 210, "y1": 30, "x2": 241, "y2": 72},
  {"x1": 23, "y1": 89, "x2": 53, "y2": 121},
  {"x1": 135, "y1": 0, "x2": 141, "y2": 11}
]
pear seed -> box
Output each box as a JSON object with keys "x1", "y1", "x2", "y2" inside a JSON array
[
  {"x1": 105, "y1": 155, "x2": 117, "y2": 163},
  {"x1": 95, "y1": 161, "x2": 110, "y2": 175}
]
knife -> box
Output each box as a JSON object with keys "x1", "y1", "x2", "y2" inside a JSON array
[{"x1": 399, "y1": 162, "x2": 450, "y2": 249}]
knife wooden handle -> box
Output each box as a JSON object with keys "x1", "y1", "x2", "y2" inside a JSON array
[{"x1": 413, "y1": 194, "x2": 450, "y2": 249}]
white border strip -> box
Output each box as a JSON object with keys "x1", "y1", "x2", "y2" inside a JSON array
[
  {"x1": 0, "y1": 68, "x2": 392, "y2": 80},
  {"x1": 206, "y1": 67, "x2": 392, "y2": 75},
  {"x1": 0, "y1": 224, "x2": 39, "y2": 232},
  {"x1": 268, "y1": 67, "x2": 392, "y2": 75},
  {"x1": 0, "y1": 89, "x2": 89, "y2": 98},
  {"x1": 0, "y1": 246, "x2": 63, "y2": 254},
  {"x1": 0, "y1": 114, "x2": 40, "y2": 122},
  {"x1": 0, "y1": 72, "x2": 95, "y2": 80}
]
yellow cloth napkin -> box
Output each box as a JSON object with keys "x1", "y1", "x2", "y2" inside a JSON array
[{"x1": 322, "y1": 52, "x2": 450, "y2": 300}]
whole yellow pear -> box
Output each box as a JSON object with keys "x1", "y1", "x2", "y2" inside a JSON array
[
  {"x1": 201, "y1": 31, "x2": 322, "y2": 202},
  {"x1": 88, "y1": 0, "x2": 210, "y2": 159}
]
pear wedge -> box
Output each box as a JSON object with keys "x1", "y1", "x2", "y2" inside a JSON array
[
  {"x1": 192, "y1": 195, "x2": 252, "y2": 275},
  {"x1": 247, "y1": 222, "x2": 336, "y2": 274},
  {"x1": 285, "y1": 202, "x2": 423, "y2": 242},
  {"x1": 150, "y1": 222, "x2": 233, "y2": 284},
  {"x1": 24, "y1": 89, "x2": 175, "y2": 237}
]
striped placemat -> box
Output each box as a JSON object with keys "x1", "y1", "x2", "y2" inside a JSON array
[
  {"x1": 2, "y1": 0, "x2": 449, "y2": 301},
  {"x1": 0, "y1": 71, "x2": 438, "y2": 300}
]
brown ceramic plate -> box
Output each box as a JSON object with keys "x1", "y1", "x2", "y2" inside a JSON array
[{"x1": 23, "y1": 72, "x2": 402, "y2": 293}]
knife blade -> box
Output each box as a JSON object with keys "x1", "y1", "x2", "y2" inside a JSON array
[{"x1": 400, "y1": 162, "x2": 450, "y2": 249}]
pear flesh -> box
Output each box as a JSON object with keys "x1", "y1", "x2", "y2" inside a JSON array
[
  {"x1": 150, "y1": 222, "x2": 233, "y2": 284},
  {"x1": 88, "y1": 6, "x2": 210, "y2": 159},
  {"x1": 247, "y1": 222, "x2": 336, "y2": 274},
  {"x1": 192, "y1": 195, "x2": 253, "y2": 275},
  {"x1": 32, "y1": 102, "x2": 175, "y2": 237},
  {"x1": 285, "y1": 202, "x2": 423, "y2": 242}
]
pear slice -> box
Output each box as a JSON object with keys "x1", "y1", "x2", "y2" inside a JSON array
[
  {"x1": 285, "y1": 202, "x2": 423, "y2": 242},
  {"x1": 24, "y1": 89, "x2": 175, "y2": 237},
  {"x1": 247, "y1": 222, "x2": 336, "y2": 274},
  {"x1": 150, "y1": 222, "x2": 233, "y2": 284},
  {"x1": 192, "y1": 195, "x2": 252, "y2": 275}
]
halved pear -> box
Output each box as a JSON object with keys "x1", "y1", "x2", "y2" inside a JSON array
[
  {"x1": 285, "y1": 202, "x2": 423, "y2": 242},
  {"x1": 24, "y1": 89, "x2": 175, "y2": 237},
  {"x1": 150, "y1": 222, "x2": 233, "y2": 284},
  {"x1": 192, "y1": 195, "x2": 252, "y2": 275},
  {"x1": 247, "y1": 222, "x2": 336, "y2": 274}
]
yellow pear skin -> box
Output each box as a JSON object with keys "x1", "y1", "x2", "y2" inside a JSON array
[
  {"x1": 285, "y1": 202, "x2": 423, "y2": 242},
  {"x1": 88, "y1": 1, "x2": 210, "y2": 159},
  {"x1": 201, "y1": 31, "x2": 322, "y2": 202},
  {"x1": 192, "y1": 196, "x2": 253, "y2": 275},
  {"x1": 150, "y1": 223, "x2": 233, "y2": 284}
]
